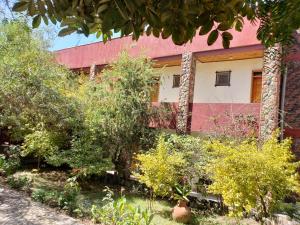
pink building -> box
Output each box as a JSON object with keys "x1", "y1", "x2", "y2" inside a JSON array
[{"x1": 54, "y1": 21, "x2": 300, "y2": 153}]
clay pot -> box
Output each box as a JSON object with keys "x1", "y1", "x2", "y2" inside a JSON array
[{"x1": 172, "y1": 200, "x2": 192, "y2": 224}]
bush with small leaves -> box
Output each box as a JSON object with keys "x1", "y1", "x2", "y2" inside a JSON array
[
  {"x1": 135, "y1": 134, "x2": 185, "y2": 198},
  {"x1": 206, "y1": 131, "x2": 300, "y2": 221},
  {"x1": 31, "y1": 188, "x2": 48, "y2": 203},
  {"x1": 7, "y1": 175, "x2": 31, "y2": 191}
]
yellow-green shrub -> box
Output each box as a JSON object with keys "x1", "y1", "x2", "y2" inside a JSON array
[
  {"x1": 206, "y1": 132, "x2": 300, "y2": 220},
  {"x1": 135, "y1": 135, "x2": 185, "y2": 197}
]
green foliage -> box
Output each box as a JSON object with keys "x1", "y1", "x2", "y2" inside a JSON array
[
  {"x1": 59, "y1": 52, "x2": 157, "y2": 177},
  {"x1": 206, "y1": 132, "x2": 300, "y2": 220},
  {"x1": 7, "y1": 175, "x2": 31, "y2": 191},
  {"x1": 58, "y1": 177, "x2": 81, "y2": 212},
  {"x1": 13, "y1": 0, "x2": 300, "y2": 47},
  {"x1": 98, "y1": 52, "x2": 158, "y2": 177},
  {"x1": 165, "y1": 134, "x2": 211, "y2": 188},
  {"x1": 0, "y1": 21, "x2": 166, "y2": 177},
  {"x1": 273, "y1": 202, "x2": 300, "y2": 221},
  {"x1": 0, "y1": 20, "x2": 81, "y2": 166},
  {"x1": 0, "y1": 145, "x2": 21, "y2": 175},
  {"x1": 31, "y1": 188, "x2": 49, "y2": 203},
  {"x1": 135, "y1": 134, "x2": 185, "y2": 197},
  {"x1": 21, "y1": 126, "x2": 59, "y2": 168},
  {"x1": 31, "y1": 177, "x2": 80, "y2": 213},
  {"x1": 173, "y1": 184, "x2": 191, "y2": 203},
  {"x1": 91, "y1": 188, "x2": 153, "y2": 225}
]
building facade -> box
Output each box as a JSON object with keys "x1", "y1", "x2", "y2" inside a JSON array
[{"x1": 55, "y1": 21, "x2": 300, "y2": 152}]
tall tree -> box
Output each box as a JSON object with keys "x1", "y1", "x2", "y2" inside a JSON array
[{"x1": 11, "y1": 0, "x2": 300, "y2": 48}]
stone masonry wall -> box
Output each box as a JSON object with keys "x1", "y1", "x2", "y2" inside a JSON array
[
  {"x1": 176, "y1": 52, "x2": 196, "y2": 134},
  {"x1": 259, "y1": 44, "x2": 282, "y2": 140}
]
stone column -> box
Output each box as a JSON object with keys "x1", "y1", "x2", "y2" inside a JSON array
[
  {"x1": 89, "y1": 64, "x2": 97, "y2": 81},
  {"x1": 259, "y1": 44, "x2": 282, "y2": 140},
  {"x1": 176, "y1": 52, "x2": 196, "y2": 134}
]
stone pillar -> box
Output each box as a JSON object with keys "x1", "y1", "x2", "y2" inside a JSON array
[
  {"x1": 89, "y1": 64, "x2": 97, "y2": 81},
  {"x1": 259, "y1": 44, "x2": 282, "y2": 140},
  {"x1": 176, "y1": 52, "x2": 196, "y2": 134}
]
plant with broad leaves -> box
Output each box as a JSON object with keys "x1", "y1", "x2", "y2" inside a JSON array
[
  {"x1": 91, "y1": 187, "x2": 153, "y2": 225},
  {"x1": 173, "y1": 184, "x2": 191, "y2": 203},
  {"x1": 12, "y1": 0, "x2": 300, "y2": 47}
]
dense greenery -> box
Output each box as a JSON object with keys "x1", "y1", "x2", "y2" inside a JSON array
[
  {"x1": 12, "y1": 0, "x2": 300, "y2": 47},
  {"x1": 206, "y1": 131, "x2": 300, "y2": 221},
  {"x1": 95, "y1": 53, "x2": 158, "y2": 178},
  {"x1": 0, "y1": 20, "x2": 80, "y2": 166},
  {"x1": 1, "y1": 20, "x2": 299, "y2": 224},
  {"x1": 0, "y1": 21, "x2": 158, "y2": 176}
]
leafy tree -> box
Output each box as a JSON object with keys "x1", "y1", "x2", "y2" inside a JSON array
[
  {"x1": 206, "y1": 131, "x2": 300, "y2": 221},
  {"x1": 0, "y1": 20, "x2": 83, "y2": 168},
  {"x1": 48, "y1": 53, "x2": 159, "y2": 177},
  {"x1": 97, "y1": 52, "x2": 158, "y2": 178},
  {"x1": 12, "y1": 0, "x2": 300, "y2": 47},
  {"x1": 21, "y1": 126, "x2": 59, "y2": 169}
]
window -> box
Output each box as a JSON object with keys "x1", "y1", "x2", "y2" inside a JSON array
[
  {"x1": 251, "y1": 71, "x2": 262, "y2": 103},
  {"x1": 151, "y1": 78, "x2": 160, "y2": 102},
  {"x1": 172, "y1": 74, "x2": 181, "y2": 88},
  {"x1": 215, "y1": 71, "x2": 231, "y2": 86}
]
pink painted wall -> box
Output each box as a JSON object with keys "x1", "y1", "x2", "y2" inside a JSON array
[
  {"x1": 55, "y1": 21, "x2": 261, "y2": 69},
  {"x1": 150, "y1": 102, "x2": 261, "y2": 134},
  {"x1": 190, "y1": 103, "x2": 261, "y2": 133}
]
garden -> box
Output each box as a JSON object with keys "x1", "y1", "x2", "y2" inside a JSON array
[{"x1": 1, "y1": 20, "x2": 300, "y2": 225}]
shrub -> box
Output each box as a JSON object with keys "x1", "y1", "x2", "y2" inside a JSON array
[
  {"x1": 165, "y1": 134, "x2": 211, "y2": 190},
  {"x1": 0, "y1": 20, "x2": 82, "y2": 169},
  {"x1": 135, "y1": 134, "x2": 185, "y2": 197},
  {"x1": 31, "y1": 188, "x2": 48, "y2": 203},
  {"x1": 91, "y1": 188, "x2": 153, "y2": 225},
  {"x1": 96, "y1": 52, "x2": 159, "y2": 178},
  {"x1": 58, "y1": 177, "x2": 81, "y2": 213},
  {"x1": 206, "y1": 132, "x2": 300, "y2": 220},
  {"x1": 31, "y1": 177, "x2": 80, "y2": 213},
  {"x1": 21, "y1": 127, "x2": 59, "y2": 168},
  {"x1": 0, "y1": 145, "x2": 21, "y2": 175},
  {"x1": 7, "y1": 175, "x2": 31, "y2": 191}
]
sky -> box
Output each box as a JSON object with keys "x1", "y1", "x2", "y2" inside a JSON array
[
  {"x1": 50, "y1": 32, "x2": 101, "y2": 51},
  {"x1": 0, "y1": 1, "x2": 107, "y2": 51}
]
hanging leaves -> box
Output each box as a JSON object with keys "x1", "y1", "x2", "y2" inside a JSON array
[
  {"x1": 12, "y1": 1, "x2": 28, "y2": 12},
  {"x1": 32, "y1": 15, "x2": 42, "y2": 28},
  {"x1": 58, "y1": 27, "x2": 77, "y2": 36},
  {"x1": 11, "y1": 0, "x2": 300, "y2": 48},
  {"x1": 207, "y1": 30, "x2": 219, "y2": 46}
]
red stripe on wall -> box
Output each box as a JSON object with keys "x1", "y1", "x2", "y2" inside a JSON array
[{"x1": 190, "y1": 103, "x2": 261, "y2": 132}]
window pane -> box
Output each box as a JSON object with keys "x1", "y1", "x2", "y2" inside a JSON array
[
  {"x1": 215, "y1": 71, "x2": 231, "y2": 86},
  {"x1": 173, "y1": 74, "x2": 180, "y2": 88}
]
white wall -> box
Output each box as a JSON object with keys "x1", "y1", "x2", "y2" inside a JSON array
[
  {"x1": 156, "y1": 66, "x2": 181, "y2": 102},
  {"x1": 193, "y1": 58, "x2": 263, "y2": 103}
]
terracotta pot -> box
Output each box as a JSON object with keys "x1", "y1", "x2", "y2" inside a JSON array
[{"x1": 172, "y1": 200, "x2": 192, "y2": 224}]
